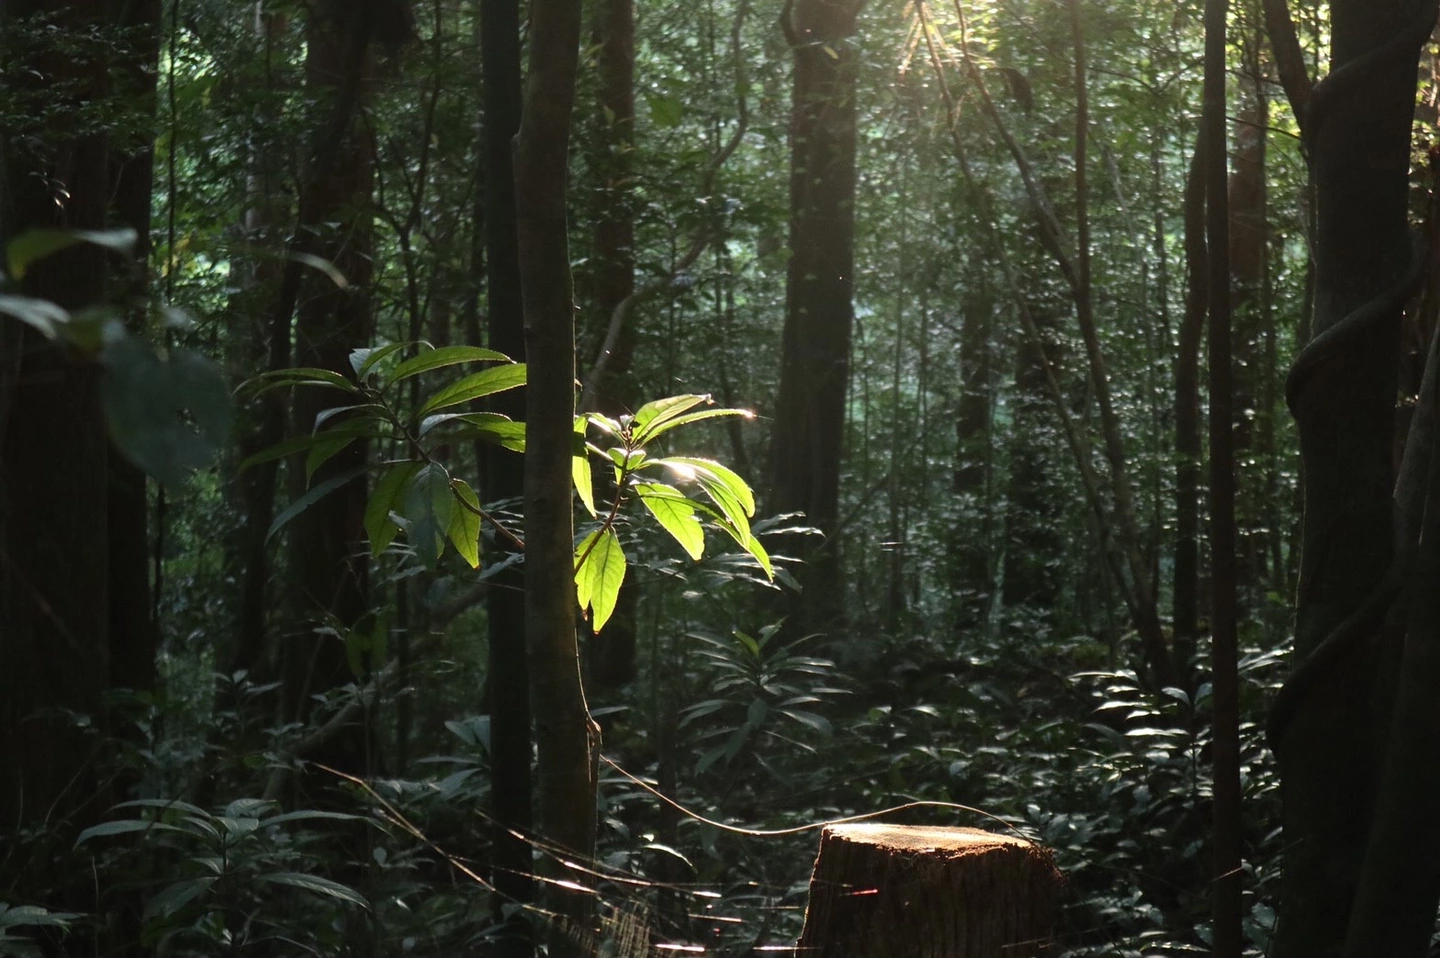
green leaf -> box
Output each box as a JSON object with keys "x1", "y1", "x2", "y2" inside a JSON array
[
  {"x1": 646, "y1": 93, "x2": 685, "y2": 129},
  {"x1": 635, "y1": 481, "x2": 705, "y2": 560},
  {"x1": 714, "y1": 517, "x2": 774, "y2": 578},
  {"x1": 631, "y1": 395, "x2": 709, "y2": 442},
  {"x1": 387, "y1": 344, "x2": 510, "y2": 384},
  {"x1": 575, "y1": 528, "x2": 626, "y2": 632},
  {"x1": 143, "y1": 878, "x2": 216, "y2": 920},
  {"x1": 241, "y1": 367, "x2": 358, "y2": 397},
  {"x1": 399, "y1": 464, "x2": 454, "y2": 564},
  {"x1": 365, "y1": 462, "x2": 422, "y2": 555},
  {"x1": 305, "y1": 434, "x2": 359, "y2": 484},
  {"x1": 352, "y1": 341, "x2": 409, "y2": 380},
  {"x1": 574, "y1": 416, "x2": 597, "y2": 517},
  {"x1": 239, "y1": 433, "x2": 328, "y2": 471},
  {"x1": 418, "y1": 412, "x2": 526, "y2": 451},
  {"x1": 258, "y1": 872, "x2": 368, "y2": 909},
  {"x1": 75, "y1": 819, "x2": 185, "y2": 845},
  {"x1": 417, "y1": 363, "x2": 526, "y2": 416},
  {"x1": 102, "y1": 338, "x2": 234, "y2": 486},
  {"x1": 7, "y1": 228, "x2": 137, "y2": 280},
  {"x1": 636, "y1": 406, "x2": 754, "y2": 444},
  {"x1": 267, "y1": 467, "x2": 366, "y2": 541},
  {"x1": 0, "y1": 294, "x2": 69, "y2": 338},
  {"x1": 665, "y1": 457, "x2": 755, "y2": 516},
  {"x1": 447, "y1": 479, "x2": 482, "y2": 569}
]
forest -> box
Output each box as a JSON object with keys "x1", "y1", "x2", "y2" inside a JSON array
[{"x1": 3, "y1": 0, "x2": 1440, "y2": 954}]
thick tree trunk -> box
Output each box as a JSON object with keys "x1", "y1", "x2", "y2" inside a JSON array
[
  {"x1": 1271, "y1": 1, "x2": 1438, "y2": 955},
  {"x1": 480, "y1": 0, "x2": 534, "y2": 952},
  {"x1": 797, "y1": 825, "x2": 1061, "y2": 958},
  {"x1": 279, "y1": 4, "x2": 377, "y2": 775},
  {"x1": 0, "y1": 0, "x2": 112, "y2": 900},
  {"x1": 770, "y1": 0, "x2": 863, "y2": 637},
  {"x1": 514, "y1": 0, "x2": 599, "y2": 953}
]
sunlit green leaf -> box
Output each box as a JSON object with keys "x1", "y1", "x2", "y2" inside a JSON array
[
  {"x1": 631, "y1": 394, "x2": 709, "y2": 442},
  {"x1": 635, "y1": 481, "x2": 704, "y2": 560},
  {"x1": 574, "y1": 416, "x2": 597, "y2": 518},
  {"x1": 575, "y1": 528, "x2": 626, "y2": 632}
]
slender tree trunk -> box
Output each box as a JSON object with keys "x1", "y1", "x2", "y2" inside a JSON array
[
  {"x1": 1174, "y1": 141, "x2": 1207, "y2": 670},
  {"x1": 769, "y1": 0, "x2": 863, "y2": 637},
  {"x1": 587, "y1": 0, "x2": 640, "y2": 689},
  {"x1": 480, "y1": 0, "x2": 534, "y2": 952},
  {"x1": 107, "y1": 0, "x2": 161, "y2": 702},
  {"x1": 514, "y1": 0, "x2": 599, "y2": 953},
  {"x1": 1202, "y1": 0, "x2": 1241, "y2": 952}
]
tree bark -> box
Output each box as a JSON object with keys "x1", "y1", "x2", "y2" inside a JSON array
[
  {"x1": 1174, "y1": 140, "x2": 1207, "y2": 668},
  {"x1": 1202, "y1": 0, "x2": 1241, "y2": 952},
  {"x1": 1270, "y1": 1, "x2": 1439, "y2": 955},
  {"x1": 279, "y1": 2, "x2": 377, "y2": 776},
  {"x1": 514, "y1": 0, "x2": 599, "y2": 953},
  {"x1": 769, "y1": 0, "x2": 864, "y2": 637},
  {"x1": 480, "y1": 0, "x2": 534, "y2": 952}
]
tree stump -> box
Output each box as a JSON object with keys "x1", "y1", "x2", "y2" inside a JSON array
[{"x1": 796, "y1": 824, "x2": 1061, "y2": 958}]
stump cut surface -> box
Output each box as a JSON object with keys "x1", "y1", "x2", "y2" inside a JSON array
[{"x1": 796, "y1": 823, "x2": 1060, "y2": 958}]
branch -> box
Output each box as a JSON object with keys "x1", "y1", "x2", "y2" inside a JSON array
[{"x1": 1261, "y1": 0, "x2": 1313, "y2": 127}]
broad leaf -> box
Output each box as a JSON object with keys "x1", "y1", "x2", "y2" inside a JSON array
[
  {"x1": 365, "y1": 462, "x2": 422, "y2": 555},
  {"x1": 634, "y1": 406, "x2": 754, "y2": 444},
  {"x1": 575, "y1": 528, "x2": 626, "y2": 632},
  {"x1": 399, "y1": 464, "x2": 454, "y2": 563},
  {"x1": 258, "y1": 872, "x2": 369, "y2": 909},
  {"x1": 417, "y1": 363, "x2": 526, "y2": 416},
  {"x1": 102, "y1": 339, "x2": 234, "y2": 486},
  {"x1": 268, "y1": 467, "x2": 367, "y2": 541},
  {"x1": 7, "y1": 228, "x2": 137, "y2": 280},
  {"x1": 387, "y1": 344, "x2": 510, "y2": 384},
  {"x1": 447, "y1": 479, "x2": 482, "y2": 569},
  {"x1": 574, "y1": 416, "x2": 596, "y2": 517},
  {"x1": 635, "y1": 481, "x2": 704, "y2": 560},
  {"x1": 352, "y1": 341, "x2": 408, "y2": 380},
  {"x1": 0, "y1": 294, "x2": 69, "y2": 337},
  {"x1": 631, "y1": 394, "x2": 709, "y2": 442}
]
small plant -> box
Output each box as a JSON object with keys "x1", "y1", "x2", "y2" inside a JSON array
[
  {"x1": 243, "y1": 343, "x2": 770, "y2": 627},
  {"x1": 76, "y1": 798, "x2": 372, "y2": 953}
]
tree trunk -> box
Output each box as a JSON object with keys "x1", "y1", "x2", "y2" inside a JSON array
[
  {"x1": 1174, "y1": 140, "x2": 1207, "y2": 669},
  {"x1": 1202, "y1": 0, "x2": 1241, "y2": 951},
  {"x1": 769, "y1": 0, "x2": 863, "y2": 637},
  {"x1": 514, "y1": 0, "x2": 599, "y2": 953},
  {"x1": 279, "y1": 2, "x2": 377, "y2": 776},
  {"x1": 796, "y1": 824, "x2": 1061, "y2": 958},
  {"x1": 587, "y1": 0, "x2": 639, "y2": 690},
  {"x1": 480, "y1": 0, "x2": 534, "y2": 952},
  {"x1": 1270, "y1": 1, "x2": 1438, "y2": 955},
  {"x1": 0, "y1": 0, "x2": 113, "y2": 900}
]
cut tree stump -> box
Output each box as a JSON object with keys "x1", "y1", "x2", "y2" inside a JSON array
[{"x1": 796, "y1": 823, "x2": 1061, "y2": 958}]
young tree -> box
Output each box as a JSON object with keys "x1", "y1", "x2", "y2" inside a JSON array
[
  {"x1": 514, "y1": 0, "x2": 598, "y2": 954},
  {"x1": 770, "y1": 0, "x2": 865, "y2": 636},
  {"x1": 479, "y1": 0, "x2": 534, "y2": 951}
]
